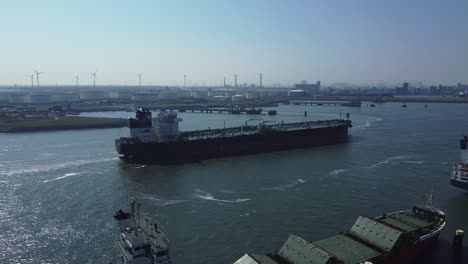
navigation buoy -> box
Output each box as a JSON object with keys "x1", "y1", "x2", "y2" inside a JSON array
[{"x1": 453, "y1": 229, "x2": 464, "y2": 253}]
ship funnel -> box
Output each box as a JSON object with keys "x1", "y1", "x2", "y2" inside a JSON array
[
  {"x1": 461, "y1": 136, "x2": 467, "y2": 150},
  {"x1": 461, "y1": 136, "x2": 468, "y2": 163}
]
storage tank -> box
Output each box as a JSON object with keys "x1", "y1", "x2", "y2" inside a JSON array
[
  {"x1": 51, "y1": 93, "x2": 80, "y2": 103},
  {"x1": 158, "y1": 91, "x2": 182, "y2": 100},
  {"x1": 0, "y1": 92, "x2": 10, "y2": 102},
  {"x1": 8, "y1": 93, "x2": 27, "y2": 104},
  {"x1": 232, "y1": 94, "x2": 246, "y2": 102},
  {"x1": 191, "y1": 90, "x2": 209, "y2": 98},
  {"x1": 246, "y1": 91, "x2": 260, "y2": 99},
  {"x1": 272, "y1": 90, "x2": 288, "y2": 97},
  {"x1": 25, "y1": 93, "x2": 53, "y2": 104},
  {"x1": 288, "y1": 89, "x2": 306, "y2": 97},
  {"x1": 209, "y1": 89, "x2": 227, "y2": 97},
  {"x1": 79, "y1": 91, "x2": 110, "y2": 100},
  {"x1": 110, "y1": 91, "x2": 132, "y2": 100},
  {"x1": 132, "y1": 94, "x2": 159, "y2": 102},
  {"x1": 213, "y1": 95, "x2": 228, "y2": 101}
]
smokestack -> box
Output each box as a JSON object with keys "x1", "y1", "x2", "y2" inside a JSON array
[
  {"x1": 224, "y1": 76, "x2": 226, "y2": 87},
  {"x1": 234, "y1": 74, "x2": 238, "y2": 87},
  {"x1": 260, "y1": 73, "x2": 263, "y2": 87}
]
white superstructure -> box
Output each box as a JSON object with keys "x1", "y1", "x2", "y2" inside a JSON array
[
  {"x1": 451, "y1": 136, "x2": 468, "y2": 190},
  {"x1": 127, "y1": 109, "x2": 181, "y2": 143}
]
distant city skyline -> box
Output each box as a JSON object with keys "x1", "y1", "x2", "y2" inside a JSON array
[{"x1": 1, "y1": 0, "x2": 467, "y2": 86}]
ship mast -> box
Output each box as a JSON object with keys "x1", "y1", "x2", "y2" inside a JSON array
[
  {"x1": 130, "y1": 195, "x2": 136, "y2": 228},
  {"x1": 425, "y1": 186, "x2": 434, "y2": 208}
]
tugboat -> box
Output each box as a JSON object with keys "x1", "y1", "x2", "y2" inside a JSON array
[
  {"x1": 245, "y1": 107, "x2": 262, "y2": 115},
  {"x1": 234, "y1": 193, "x2": 445, "y2": 264},
  {"x1": 114, "y1": 196, "x2": 172, "y2": 264},
  {"x1": 451, "y1": 136, "x2": 468, "y2": 190}
]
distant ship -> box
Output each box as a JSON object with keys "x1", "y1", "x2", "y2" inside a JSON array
[
  {"x1": 115, "y1": 109, "x2": 352, "y2": 163},
  {"x1": 114, "y1": 196, "x2": 171, "y2": 264},
  {"x1": 234, "y1": 197, "x2": 445, "y2": 264},
  {"x1": 451, "y1": 136, "x2": 468, "y2": 190}
]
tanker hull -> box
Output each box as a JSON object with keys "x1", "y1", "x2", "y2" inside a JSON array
[{"x1": 116, "y1": 124, "x2": 349, "y2": 163}]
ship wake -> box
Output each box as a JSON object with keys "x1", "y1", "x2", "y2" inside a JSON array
[
  {"x1": 369, "y1": 156, "x2": 424, "y2": 168},
  {"x1": 193, "y1": 189, "x2": 251, "y2": 203},
  {"x1": 0, "y1": 157, "x2": 119, "y2": 176}
]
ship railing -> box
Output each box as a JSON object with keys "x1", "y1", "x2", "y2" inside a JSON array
[{"x1": 179, "y1": 119, "x2": 349, "y2": 139}]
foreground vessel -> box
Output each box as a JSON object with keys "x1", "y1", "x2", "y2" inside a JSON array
[
  {"x1": 115, "y1": 109, "x2": 352, "y2": 163},
  {"x1": 234, "y1": 198, "x2": 445, "y2": 264},
  {"x1": 451, "y1": 136, "x2": 468, "y2": 190},
  {"x1": 114, "y1": 196, "x2": 171, "y2": 264}
]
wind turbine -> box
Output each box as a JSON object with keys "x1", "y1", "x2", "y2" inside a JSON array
[
  {"x1": 90, "y1": 71, "x2": 97, "y2": 87},
  {"x1": 26, "y1": 73, "x2": 34, "y2": 88},
  {"x1": 34, "y1": 69, "x2": 44, "y2": 87},
  {"x1": 137, "y1": 73, "x2": 143, "y2": 87},
  {"x1": 75, "y1": 73, "x2": 80, "y2": 87}
]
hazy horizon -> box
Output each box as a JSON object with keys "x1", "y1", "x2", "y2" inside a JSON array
[{"x1": 1, "y1": 0, "x2": 467, "y2": 86}]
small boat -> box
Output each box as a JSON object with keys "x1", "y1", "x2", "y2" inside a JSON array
[
  {"x1": 267, "y1": 110, "x2": 277, "y2": 115},
  {"x1": 451, "y1": 136, "x2": 468, "y2": 190},
  {"x1": 114, "y1": 196, "x2": 172, "y2": 264},
  {"x1": 401, "y1": 103, "x2": 407, "y2": 108},
  {"x1": 245, "y1": 108, "x2": 262, "y2": 115},
  {"x1": 369, "y1": 104, "x2": 376, "y2": 107}
]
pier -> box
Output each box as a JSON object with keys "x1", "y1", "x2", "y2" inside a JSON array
[
  {"x1": 289, "y1": 100, "x2": 361, "y2": 107},
  {"x1": 162, "y1": 107, "x2": 263, "y2": 115}
]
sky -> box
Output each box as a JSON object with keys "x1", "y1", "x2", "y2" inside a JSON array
[{"x1": 1, "y1": 0, "x2": 467, "y2": 87}]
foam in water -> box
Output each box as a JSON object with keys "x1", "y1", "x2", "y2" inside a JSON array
[
  {"x1": 329, "y1": 169, "x2": 346, "y2": 176},
  {"x1": 44, "y1": 172, "x2": 84, "y2": 183},
  {"x1": 402, "y1": 160, "x2": 424, "y2": 164},
  {"x1": 369, "y1": 155, "x2": 410, "y2": 168},
  {"x1": 261, "y1": 179, "x2": 306, "y2": 191},
  {"x1": 193, "y1": 189, "x2": 251, "y2": 203},
  {"x1": 139, "y1": 194, "x2": 187, "y2": 206},
  {"x1": 354, "y1": 116, "x2": 384, "y2": 129}
]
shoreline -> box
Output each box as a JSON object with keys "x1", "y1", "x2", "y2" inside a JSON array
[{"x1": 0, "y1": 116, "x2": 126, "y2": 133}]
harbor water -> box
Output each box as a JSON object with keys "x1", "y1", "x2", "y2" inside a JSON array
[{"x1": 1, "y1": 103, "x2": 468, "y2": 263}]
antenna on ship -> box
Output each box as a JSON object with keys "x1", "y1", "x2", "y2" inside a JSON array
[
  {"x1": 136, "y1": 202, "x2": 141, "y2": 228},
  {"x1": 74, "y1": 73, "x2": 79, "y2": 87},
  {"x1": 34, "y1": 69, "x2": 44, "y2": 87},
  {"x1": 137, "y1": 73, "x2": 143, "y2": 87},
  {"x1": 129, "y1": 195, "x2": 136, "y2": 227},
  {"x1": 425, "y1": 186, "x2": 434, "y2": 209},
  {"x1": 91, "y1": 70, "x2": 97, "y2": 88},
  {"x1": 26, "y1": 73, "x2": 34, "y2": 88}
]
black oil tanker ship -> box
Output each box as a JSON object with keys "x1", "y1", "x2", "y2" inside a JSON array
[{"x1": 115, "y1": 108, "x2": 352, "y2": 163}]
